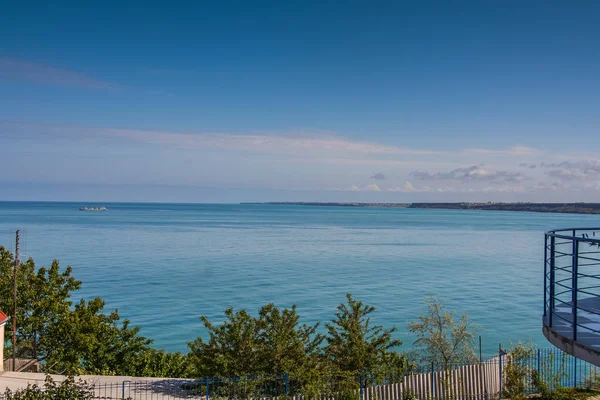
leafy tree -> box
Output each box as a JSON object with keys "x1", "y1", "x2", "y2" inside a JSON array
[
  {"x1": 189, "y1": 307, "x2": 262, "y2": 377},
  {"x1": 42, "y1": 297, "x2": 153, "y2": 375},
  {"x1": 0, "y1": 247, "x2": 81, "y2": 360},
  {"x1": 258, "y1": 303, "x2": 324, "y2": 375},
  {"x1": 407, "y1": 295, "x2": 480, "y2": 370},
  {"x1": 189, "y1": 303, "x2": 323, "y2": 377},
  {"x1": 324, "y1": 293, "x2": 403, "y2": 373},
  {"x1": 131, "y1": 349, "x2": 193, "y2": 378},
  {"x1": 0, "y1": 246, "x2": 192, "y2": 378}
]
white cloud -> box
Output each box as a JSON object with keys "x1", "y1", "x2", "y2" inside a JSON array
[
  {"x1": 388, "y1": 181, "x2": 419, "y2": 192},
  {"x1": 0, "y1": 58, "x2": 117, "y2": 89},
  {"x1": 410, "y1": 165, "x2": 527, "y2": 183},
  {"x1": 4, "y1": 120, "x2": 600, "y2": 200},
  {"x1": 463, "y1": 146, "x2": 541, "y2": 156},
  {"x1": 542, "y1": 160, "x2": 600, "y2": 181},
  {"x1": 365, "y1": 184, "x2": 381, "y2": 192}
]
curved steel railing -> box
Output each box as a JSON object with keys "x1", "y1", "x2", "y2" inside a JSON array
[{"x1": 544, "y1": 228, "x2": 600, "y2": 346}]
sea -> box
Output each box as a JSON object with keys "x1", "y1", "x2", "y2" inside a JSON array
[{"x1": 2, "y1": 201, "x2": 599, "y2": 357}]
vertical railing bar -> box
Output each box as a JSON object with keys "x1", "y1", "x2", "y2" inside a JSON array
[
  {"x1": 550, "y1": 235, "x2": 556, "y2": 327},
  {"x1": 544, "y1": 234, "x2": 548, "y2": 317},
  {"x1": 572, "y1": 237, "x2": 579, "y2": 341}
]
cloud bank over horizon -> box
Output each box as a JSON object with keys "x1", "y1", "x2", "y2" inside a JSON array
[{"x1": 2, "y1": 120, "x2": 599, "y2": 202}]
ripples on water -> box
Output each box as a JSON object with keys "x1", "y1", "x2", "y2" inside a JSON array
[{"x1": 2, "y1": 201, "x2": 600, "y2": 356}]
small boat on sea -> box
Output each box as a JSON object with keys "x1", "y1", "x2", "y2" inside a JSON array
[{"x1": 79, "y1": 206, "x2": 107, "y2": 211}]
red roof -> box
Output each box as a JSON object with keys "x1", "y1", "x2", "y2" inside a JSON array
[{"x1": 0, "y1": 310, "x2": 8, "y2": 325}]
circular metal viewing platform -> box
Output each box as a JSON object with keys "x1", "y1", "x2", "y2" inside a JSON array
[{"x1": 544, "y1": 228, "x2": 600, "y2": 366}]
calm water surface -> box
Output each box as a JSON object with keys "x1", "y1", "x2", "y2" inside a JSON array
[{"x1": 2, "y1": 202, "x2": 600, "y2": 356}]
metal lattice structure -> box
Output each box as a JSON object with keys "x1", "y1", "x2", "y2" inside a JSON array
[{"x1": 544, "y1": 228, "x2": 600, "y2": 365}]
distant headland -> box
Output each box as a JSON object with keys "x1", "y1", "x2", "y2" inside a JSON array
[{"x1": 241, "y1": 202, "x2": 600, "y2": 215}]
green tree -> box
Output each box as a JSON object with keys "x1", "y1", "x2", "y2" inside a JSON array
[
  {"x1": 407, "y1": 295, "x2": 480, "y2": 370},
  {"x1": 0, "y1": 247, "x2": 82, "y2": 360},
  {"x1": 324, "y1": 293, "x2": 403, "y2": 373},
  {"x1": 189, "y1": 307, "x2": 263, "y2": 377},
  {"x1": 42, "y1": 297, "x2": 153, "y2": 375},
  {"x1": 189, "y1": 303, "x2": 323, "y2": 377},
  {"x1": 0, "y1": 246, "x2": 192, "y2": 378},
  {"x1": 132, "y1": 349, "x2": 193, "y2": 378},
  {"x1": 258, "y1": 303, "x2": 324, "y2": 375}
]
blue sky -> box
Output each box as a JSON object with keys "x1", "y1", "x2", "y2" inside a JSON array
[{"x1": 1, "y1": 1, "x2": 600, "y2": 202}]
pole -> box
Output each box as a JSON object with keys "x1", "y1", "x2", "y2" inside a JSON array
[
  {"x1": 549, "y1": 236, "x2": 556, "y2": 327},
  {"x1": 12, "y1": 230, "x2": 20, "y2": 372},
  {"x1": 285, "y1": 373, "x2": 289, "y2": 397},
  {"x1": 479, "y1": 336, "x2": 483, "y2": 362},
  {"x1": 205, "y1": 377, "x2": 209, "y2": 400},
  {"x1": 360, "y1": 374, "x2": 363, "y2": 400},
  {"x1": 431, "y1": 362, "x2": 435, "y2": 399},
  {"x1": 572, "y1": 238, "x2": 579, "y2": 340},
  {"x1": 544, "y1": 234, "x2": 548, "y2": 318},
  {"x1": 499, "y1": 344, "x2": 503, "y2": 400}
]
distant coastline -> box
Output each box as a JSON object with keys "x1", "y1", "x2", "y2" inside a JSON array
[{"x1": 242, "y1": 202, "x2": 600, "y2": 215}]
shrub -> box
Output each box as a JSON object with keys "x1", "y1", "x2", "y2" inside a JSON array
[
  {"x1": 502, "y1": 342, "x2": 534, "y2": 400},
  {"x1": 402, "y1": 389, "x2": 419, "y2": 400},
  {"x1": 583, "y1": 369, "x2": 600, "y2": 391},
  {"x1": 2, "y1": 375, "x2": 100, "y2": 400}
]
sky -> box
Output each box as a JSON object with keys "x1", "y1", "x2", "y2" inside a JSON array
[{"x1": 1, "y1": 1, "x2": 600, "y2": 202}]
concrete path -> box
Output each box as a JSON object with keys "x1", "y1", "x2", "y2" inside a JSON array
[{"x1": 0, "y1": 372, "x2": 198, "y2": 399}]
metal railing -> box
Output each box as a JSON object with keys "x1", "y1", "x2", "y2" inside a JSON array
[
  {"x1": 2, "y1": 348, "x2": 598, "y2": 400},
  {"x1": 544, "y1": 228, "x2": 600, "y2": 345}
]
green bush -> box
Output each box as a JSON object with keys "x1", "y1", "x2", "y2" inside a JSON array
[
  {"x1": 401, "y1": 389, "x2": 418, "y2": 400},
  {"x1": 531, "y1": 350, "x2": 570, "y2": 400},
  {"x1": 2, "y1": 375, "x2": 103, "y2": 400},
  {"x1": 583, "y1": 369, "x2": 600, "y2": 391},
  {"x1": 502, "y1": 342, "x2": 534, "y2": 400}
]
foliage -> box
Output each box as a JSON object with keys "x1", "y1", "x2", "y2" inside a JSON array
[
  {"x1": 583, "y1": 369, "x2": 600, "y2": 391},
  {"x1": 42, "y1": 297, "x2": 150, "y2": 375},
  {"x1": 407, "y1": 295, "x2": 480, "y2": 370},
  {"x1": 0, "y1": 247, "x2": 81, "y2": 360},
  {"x1": 188, "y1": 303, "x2": 323, "y2": 378},
  {"x1": 401, "y1": 389, "x2": 418, "y2": 400},
  {"x1": 259, "y1": 303, "x2": 324, "y2": 375},
  {"x1": 324, "y1": 293, "x2": 404, "y2": 374},
  {"x1": 2, "y1": 375, "x2": 99, "y2": 400},
  {"x1": 189, "y1": 294, "x2": 410, "y2": 399},
  {"x1": 0, "y1": 246, "x2": 192, "y2": 378},
  {"x1": 531, "y1": 350, "x2": 569, "y2": 400},
  {"x1": 2, "y1": 245, "x2": 418, "y2": 384},
  {"x1": 131, "y1": 348, "x2": 193, "y2": 378},
  {"x1": 502, "y1": 341, "x2": 535, "y2": 400}
]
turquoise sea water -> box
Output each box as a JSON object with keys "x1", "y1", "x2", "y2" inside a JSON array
[{"x1": 2, "y1": 201, "x2": 600, "y2": 356}]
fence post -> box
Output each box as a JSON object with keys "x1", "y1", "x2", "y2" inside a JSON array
[
  {"x1": 574, "y1": 356, "x2": 577, "y2": 388},
  {"x1": 549, "y1": 235, "x2": 556, "y2": 327},
  {"x1": 572, "y1": 238, "x2": 579, "y2": 340},
  {"x1": 537, "y1": 349, "x2": 541, "y2": 374},
  {"x1": 206, "y1": 377, "x2": 210, "y2": 400},
  {"x1": 285, "y1": 373, "x2": 289, "y2": 397},
  {"x1": 544, "y1": 234, "x2": 548, "y2": 318},
  {"x1": 122, "y1": 381, "x2": 125, "y2": 400},
  {"x1": 360, "y1": 374, "x2": 363, "y2": 400},
  {"x1": 499, "y1": 346, "x2": 503, "y2": 400},
  {"x1": 431, "y1": 362, "x2": 435, "y2": 399}
]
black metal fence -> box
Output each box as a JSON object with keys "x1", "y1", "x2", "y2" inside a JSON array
[
  {"x1": 544, "y1": 228, "x2": 600, "y2": 347},
  {"x1": 2, "y1": 347, "x2": 598, "y2": 400}
]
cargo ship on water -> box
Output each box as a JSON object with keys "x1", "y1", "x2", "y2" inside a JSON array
[{"x1": 79, "y1": 206, "x2": 107, "y2": 211}]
